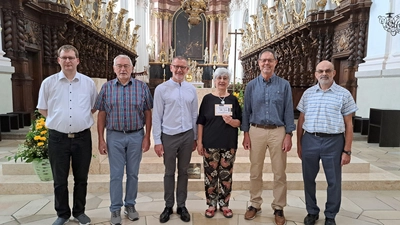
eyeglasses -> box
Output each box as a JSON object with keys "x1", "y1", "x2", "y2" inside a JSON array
[
  {"x1": 114, "y1": 64, "x2": 132, "y2": 69},
  {"x1": 259, "y1": 58, "x2": 276, "y2": 63},
  {"x1": 171, "y1": 65, "x2": 188, "y2": 70},
  {"x1": 316, "y1": 69, "x2": 333, "y2": 74},
  {"x1": 59, "y1": 57, "x2": 76, "y2": 61}
]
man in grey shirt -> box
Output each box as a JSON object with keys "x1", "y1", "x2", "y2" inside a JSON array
[
  {"x1": 152, "y1": 56, "x2": 198, "y2": 223},
  {"x1": 241, "y1": 48, "x2": 295, "y2": 225}
]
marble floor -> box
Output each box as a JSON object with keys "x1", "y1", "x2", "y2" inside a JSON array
[{"x1": 0, "y1": 133, "x2": 399, "y2": 225}]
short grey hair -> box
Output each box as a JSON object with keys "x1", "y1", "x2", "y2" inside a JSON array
[
  {"x1": 113, "y1": 55, "x2": 133, "y2": 66},
  {"x1": 213, "y1": 68, "x2": 232, "y2": 81}
]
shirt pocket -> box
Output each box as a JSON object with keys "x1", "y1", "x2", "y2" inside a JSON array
[
  {"x1": 272, "y1": 90, "x2": 284, "y2": 104},
  {"x1": 78, "y1": 94, "x2": 90, "y2": 109}
]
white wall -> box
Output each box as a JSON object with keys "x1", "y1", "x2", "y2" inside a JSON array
[{"x1": 355, "y1": 0, "x2": 400, "y2": 117}]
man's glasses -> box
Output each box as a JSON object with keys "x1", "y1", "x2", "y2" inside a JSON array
[
  {"x1": 171, "y1": 65, "x2": 188, "y2": 70},
  {"x1": 258, "y1": 58, "x2": 276, "y2": 63},
  {"x1": 114, "y1": 64, "x2": 132, "y2": 69},
  {"x1": 59, "y1": 57, "x2": 76, "y2": 61}
]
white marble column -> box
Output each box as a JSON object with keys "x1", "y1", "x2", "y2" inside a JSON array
[
  {"x1": 385, "y1": 0, "x2": 400, "y2": 69},
  {"x1": 168, "y1": 14, "x2": 173, "y2": 49},
  {"x1": 355, "y1": 0, "x2": 400, "y2": 117},
  {"x1": 209, "y1": 15, "x2": 216, "y2": 63},
  {"x1": 134, "y1": 0, "x2": 149, "y2": 71},
  {"x1": 157, "y1": 15, "x2": 163, "y2": 61},
  {"x1": 0, "y1": 24, "x2": 15, "y2": 113},
  {"x1": 163, "y1": 13, "x2": 170, "y2": 52},
  {"x1": 217, "y1": 14, "x2": 225, "y2": 63}
]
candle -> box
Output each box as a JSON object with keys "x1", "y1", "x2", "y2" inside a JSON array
[{"x1": 164, "y1": 68, "x2": 165, "y2": 74}]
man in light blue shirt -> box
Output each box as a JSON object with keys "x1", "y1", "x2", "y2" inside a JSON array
[
  {"x1": 297, "y1": 60, "x2": 358, "y2": 225},
  {"x1": 241, "y1": 48, "x2": 295, "y2": 225},
  {"x1": 152, "y1": 56, "x2": 198, "y2": 223}
]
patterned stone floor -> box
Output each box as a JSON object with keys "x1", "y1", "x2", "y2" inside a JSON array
[{"x1": 0, "y1": 133, "x2": 399, "y2": 225}]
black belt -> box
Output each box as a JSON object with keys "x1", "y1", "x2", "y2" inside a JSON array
[
  {"x1": 307, "y1": 131, "x2": 343, "y2": 137},
  {"x1": 111, "y1": 128, "x2": 143, "y2": 134},
  {"x1": 251, "y1": 123, "x2": 280, "y2": 129},
  {"x1": 49, "y1": 128, "x2": 90, "y2": 138}
]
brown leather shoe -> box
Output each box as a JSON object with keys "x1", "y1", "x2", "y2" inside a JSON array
[
  {"x1": 244, "y1": 206, "x2": 261, "y2": 220},
  {"x1": 274, "y1": 209, "x2": 286, "y2": 225}
]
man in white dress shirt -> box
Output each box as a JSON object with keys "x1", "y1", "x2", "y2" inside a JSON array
[
  {"x1": 37, "y1": 45, "x2": 98, "y2": 225},
  {"x1": 152, "y1": 56, "x2": 198, "y2": 223}
]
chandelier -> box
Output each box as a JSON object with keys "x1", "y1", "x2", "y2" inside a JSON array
[
  {"x1": 378, "y1": 13, "x2": 400, "y2": 36},
  {"x1": 181, "y1": 0, "x2": 208, "y2": 26}
]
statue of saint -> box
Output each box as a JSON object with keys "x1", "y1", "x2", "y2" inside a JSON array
[
  {"x1": 203, "y1": 47, "x2": 209, "y2": 64},
  {"x1": 223, "y1": 39, "x2": 230, "y2": 63},
  {"x1": 169, "y1": 46, "x2": 175, "y2": 63}
]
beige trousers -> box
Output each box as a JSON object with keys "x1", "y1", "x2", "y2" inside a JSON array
[{"x1": 249, "y1": 126, "x2": 287, "y2": 210}]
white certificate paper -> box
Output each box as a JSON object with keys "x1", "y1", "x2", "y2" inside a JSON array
[{"x1": 215, "y1": 104, "x2": 232, "y2": 116}]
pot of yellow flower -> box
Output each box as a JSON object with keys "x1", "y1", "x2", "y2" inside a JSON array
[{"x1": 9, "y1": 111, "x2": 52, "y2": 181}]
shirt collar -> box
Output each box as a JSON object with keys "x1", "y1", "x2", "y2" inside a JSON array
[
  {"x1": 57, "y1": 71, "x2": 80, "y2": 81},
  {"x1": 259, "y1": 74, "x2": 277, "y2": 84},
  {"x1": 315, "y1": 81, "x2": 339, "y2": 92},
  {"x1": 168, "y1": 78, "x2": 185, "y2": 86},
  {"x1": 114, "y1": 77, "x2": 133, "y2": 86}
]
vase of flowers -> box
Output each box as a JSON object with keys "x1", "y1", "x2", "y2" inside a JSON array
[{"x1": 8, "y1": 111, "x2": 52, "y2": 181}]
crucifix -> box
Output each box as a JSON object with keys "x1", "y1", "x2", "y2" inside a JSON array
[{"x1": 228, "y1": 29, "x2": 243, "y2": 92}]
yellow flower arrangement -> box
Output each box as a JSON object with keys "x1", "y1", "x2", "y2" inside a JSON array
[
  {"x1": 9, "y1": 112, "x2": 49, "y2": 163},
  {"x1": 231, "y1": 82, "x2": 245, "y2": 109},
  {"x1": 233, "y1": 90, "x2": 244, "y2": 109}
]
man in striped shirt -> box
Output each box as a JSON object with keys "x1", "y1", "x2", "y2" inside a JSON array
[
  {"x1": 296, "y1": 60, "x2": 358, "y2": 225},
  {"x1": 94, "y1": 55, "x2": 153, "y2": 225}
]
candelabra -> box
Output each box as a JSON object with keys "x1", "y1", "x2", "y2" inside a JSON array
[
  {"x1": 378, "y1": 13, "x2": 400, "y2": 36},
  {"x1": 162, "y1": 62, "x2": 166, "y2": 82}
]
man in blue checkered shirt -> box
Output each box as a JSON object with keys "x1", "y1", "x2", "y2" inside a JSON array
[{"x1": 296, "y1": 60, "x2": 358, "y2": 225}]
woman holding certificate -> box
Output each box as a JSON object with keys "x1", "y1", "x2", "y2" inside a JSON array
[{"x1": 196, "y1": 68, "x2": 242, "y2": 219}]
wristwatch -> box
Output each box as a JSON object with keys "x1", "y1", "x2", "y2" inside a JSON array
[
  {"x1": 342, "y1": 150, "x2": 352, "y2": 155},
  {"x1": 286, "y1": 132, "x2": 293, "y2": 137}
]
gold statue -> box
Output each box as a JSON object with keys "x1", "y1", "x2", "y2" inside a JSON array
[{"x1": 116, "y1": 8, "x2": 129, "y2": 37}]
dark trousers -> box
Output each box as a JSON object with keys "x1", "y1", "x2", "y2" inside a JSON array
[
  {"x1": 48, "y1": 129, "x2": 92, "y2": 219},
  {"x1": 162, "y1": 129, "x2": 194, "y2": 208},
  {"x1": 301, "y1": 132, "x2": 344, "y2": 219}
]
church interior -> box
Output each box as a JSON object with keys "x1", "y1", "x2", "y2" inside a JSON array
[{"x1": 0, "y1": 0, "x2": 399, "y2": 224}]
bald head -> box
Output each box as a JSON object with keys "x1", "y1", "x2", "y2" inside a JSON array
[{"x1": 315, "y1": 60, "x2": 336, "y2": 89}]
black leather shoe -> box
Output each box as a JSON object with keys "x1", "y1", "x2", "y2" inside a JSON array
[
  {"x1": 325, "y1": 218, "x2": 336, "y2": 225},
  {"x1": 159, "y1": 207, "x2": 173, "y2": 223},
  {"x1": 177, "y1": 206, "x2": 191, "y2": 222},
  {"x1": 304, "y1": 214, "x2": 319, "y2": 225}
]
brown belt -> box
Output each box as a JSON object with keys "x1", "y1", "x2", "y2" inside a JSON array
[{"x1": 251, "y1": 123, "x2": 279, "y2": 129}]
